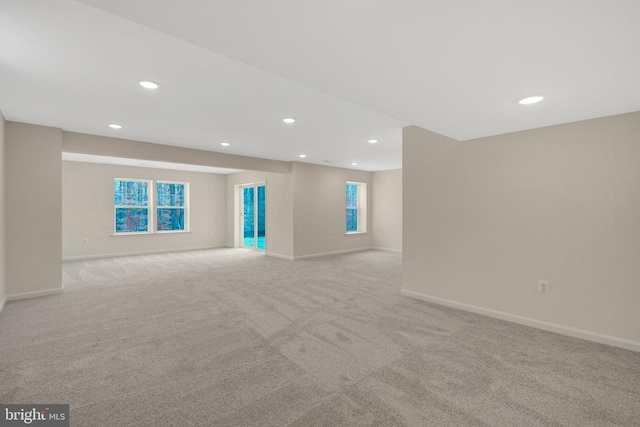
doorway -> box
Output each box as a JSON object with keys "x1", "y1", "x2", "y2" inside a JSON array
[{"x1": 240, "y1": 183, "x2": 266, "y2": 250}]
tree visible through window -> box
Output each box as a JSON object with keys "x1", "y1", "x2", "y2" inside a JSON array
[
  {"x1": 114, "y1": 179, "x2": 151, "y2": 233},
  {"x1": 346, "y1": 181, "x2": 367, "y2": 233},
  {"x1": 157, "y1": 181, "x2": 187, "y2": 231}
]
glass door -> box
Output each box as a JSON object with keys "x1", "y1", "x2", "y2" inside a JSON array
[
  {"x1": 256, "y1": 185, "x2": 266, "y2": 250},
  {"x1": 242, "y1": 186, "x2": 255, "y2": 248},
  {"x1": 241, "y1": 184, "x2": 266, "y2": 251}
]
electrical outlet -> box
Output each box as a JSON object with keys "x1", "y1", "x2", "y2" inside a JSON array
[{"x1": 537, "y1": 280, "x2": 549, "y2": 294}]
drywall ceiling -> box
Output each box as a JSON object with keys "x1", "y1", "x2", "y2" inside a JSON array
[
  {"x1": 0, "y1": 1, "x2": 403, "y2": 172},
  {"x1": 78, "y1": 0, "x2": 640, "y2": 140},
  {"x1": 62, "y1": 153, "x2": 243, "y2": 174}
]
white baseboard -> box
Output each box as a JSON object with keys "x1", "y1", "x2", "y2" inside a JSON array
[
  {"x1": 0, "y1": 297, "x2": 5, "y2": 316},
  {"x1": 294, "y1": 247, "x2": 372, "y2": 260},
  {"x1": 7, "y1": 288, "x2": 63, "y2": 302},
  {"x1": 401, "y1": 289, "x2": 640, "y2": 353},
  {"x1": 372, "y1": 247, "x2": 402, "y2": 253},
  {"x1": 267, "y1": 247, "x2": 398, "y2": 260},
  {"x1": 62, "y1": 245, "x2": 227, "y2": 261},
  {"x1": 267, "y1": 252, "x2": 295, "y2": 261}
]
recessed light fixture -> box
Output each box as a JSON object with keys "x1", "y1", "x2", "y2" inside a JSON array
[
  {"x1": 298, "y1": 154, "x2": 307, "y2": 158},
  {"x1": 139, "y1": 81, "x2": 159, "y2": 90},
  {"x1": 351, "y1": 162, "x2": 358, "y2": 166},
  {"x1": 108, "y1": 123, "x2": 122, "y2": 129},
  {"x1": 283, "y1": 118, "x2": 296, "y2": 124},
  {"x1": 368, "y1": 139, "x2": 378, "y2": 144},
  {"x1": 220, "y1": 142, "x2": 230, "y2": 146},
  {"x1": 518, "y1": 95, "x2": 544, "y2": 105}
]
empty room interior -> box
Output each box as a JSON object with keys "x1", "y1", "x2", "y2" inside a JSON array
[{"x1": 1, "y1": 1, "x2": 639, "y2": 426}]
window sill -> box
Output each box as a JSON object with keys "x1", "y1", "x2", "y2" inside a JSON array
[
  {"x1": 345, "y1": 231, "x2": 368, "y2": 236},
  {"x1": 111, "y1": 231, "x2": 191, "y2": 236}
]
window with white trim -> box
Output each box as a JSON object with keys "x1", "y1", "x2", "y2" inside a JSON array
[
  {"x1": 346, "y1": 181, "x2": 367, "y2": 233},
  {"x1": 156, "y1": 181, "x2": 188, "y2": 232},
  {"x1": 114, "y1": 179, "x2": 152, "y2": 234}
]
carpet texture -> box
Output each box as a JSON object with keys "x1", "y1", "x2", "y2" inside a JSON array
[{"x1": 1, "y1": 249, "x2": 639, "y2": 426}]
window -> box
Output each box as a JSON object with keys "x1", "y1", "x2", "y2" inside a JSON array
[
  {"x1": 114, "y1": 179, "x2": 189, "y2": 234},
  {"x1": 346, "y1": 181, "x2": 367, "y2": 233},
  {"x1": 156, "y1": 181, "x2": 188, "y2": 232},
  {"x1": 114, "y1": 179, "x2": 151, "y2": 233}
]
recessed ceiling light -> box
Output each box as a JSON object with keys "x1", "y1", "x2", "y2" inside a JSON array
[
  {"x1": 351, "y1": 162, "x2": 358, "y2": 166},
  {"x1": 108, "y1": 123, "x2": 122, "y2": 129},
  {"x1": 139, "y1": 81, "x2": 159, "y2": 90},
  {"x1": 283, "y1": 118, "x2": 296, "y2": 124},
  {"x1": 368, "y1": 139, "x2": 378, "y2": 144},
  {"x1": 298, "y1": 154, "x2": 307, "y2": 158},
  {"x1": 220, "y1": 142, "x2": 230, "y2": 146},
  {"x1": 518, "y1": 95, "x2": 544, "y2": 105}
]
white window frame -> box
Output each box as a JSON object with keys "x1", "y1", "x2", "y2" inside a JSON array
[
  {"x1": 346, "y1": 181, "x2": 367, "y2": 234},
  {"x1": 156, "y1": 180, "x2": 190, "y2": 233},
  {"x1": 113, "y1": 178, "x2": 153, "y2": 235}
]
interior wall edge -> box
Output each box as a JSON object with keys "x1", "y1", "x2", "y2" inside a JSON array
[
  {"x1": 5, "y1": 121, "x2": 63, "y2": 297},
  {"x1": 0, "y1": 109, "x2": 5, "y2": 312}
]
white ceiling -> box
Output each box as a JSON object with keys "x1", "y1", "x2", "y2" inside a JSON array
[
  {"x1": 77, "y1": 0, "x2": 640, "y2": 140},
  {"x1": 2, "y1": 1, "x2": 639, "y2": 174},
  {"x1": 0, "y1": 0, "x2": 404, "y2": 171},
  {"x1": 62, "y1": 153, "x2": 243, "y2": 174}
]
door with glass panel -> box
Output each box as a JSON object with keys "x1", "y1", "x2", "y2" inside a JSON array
[{"x1": 241, "y1": 184, "x2": 266, "y2": 250}]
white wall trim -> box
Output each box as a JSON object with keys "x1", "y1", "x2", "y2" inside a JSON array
[
  {"x1": 266, "y1": 252, "x2": 295, "y2": 261},
  {"x1": 7, "y1": 288, "x2": 63, "y2": 302},
  {"x1": 62, "y1": 245, "x2": 227, "y2": 261},
  {"x1": 372, "y1": 247, "x2": 402, "y2": 253},
  {"x1": 295, "y1": 247, "x2": 371, "y2": 260},
  {"x1": 0, "y1": 298, "x2": 5, "y2": 316},
  {"x1": 401, "y1": 289, "x2": 640, "y2": 353}
]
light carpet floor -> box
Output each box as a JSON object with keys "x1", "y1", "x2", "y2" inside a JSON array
[{"x1": 1, "y1": 249, "x2": 639, "y2": 426}]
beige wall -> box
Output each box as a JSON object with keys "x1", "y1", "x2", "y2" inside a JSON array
[
  {"x1": 226, "y1": 170, "x2": 294, "y2": 259},
  {"x1": 0, "y1": 111, "x2": 5, "y2": 310},
  {"x1": 292, "y1": 162, "x2": 372, "y2": 258},
  {"x1": 6, "y1": 122, "x2": 62, "y2": 299},
  {"x1": 402, "y1": 112, "x2": 640, "y2": 349},
  {"x1": 372, "y1": 169, "x2": 402, "y2": 251},
  {"x1": 62, "y1": 161, "x2": 227, "y2": 259},
  {"x1": 63, "y1": 131, "x2": 291, "y2": 174}
]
